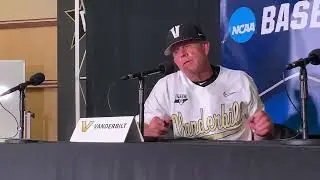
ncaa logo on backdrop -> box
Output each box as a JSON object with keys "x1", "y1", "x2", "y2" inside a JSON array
[{"x1": 228, "y1": 7, "x2": 256, "y2": 43}]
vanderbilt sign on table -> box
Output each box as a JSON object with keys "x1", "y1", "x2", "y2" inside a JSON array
[
  {"x1": 81, "y1": 121, "x2": 128, "y2": 132},
  {"x1": 81, "y1": 121, "x2": 94, "y2": 132},
  {"x1": 71, "y1": 116, "x2": 143, "y2": 142}
]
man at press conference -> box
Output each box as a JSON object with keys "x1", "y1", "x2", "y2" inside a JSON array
[{"x1": 143, "y1": 23, "x2": 273, "y2": 141}]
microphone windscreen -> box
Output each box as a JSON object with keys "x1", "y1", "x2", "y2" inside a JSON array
[
  {"x1": 309, "y1": 49, "x2": 320, "y2": 65},
  {"x1": 158, "y1": 61, "x2": 176, "y2": 75},
  {"x1": 29, "y1": 72, "x2": 45, "y2": 86}
]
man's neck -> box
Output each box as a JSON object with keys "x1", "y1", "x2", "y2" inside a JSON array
[{"x1": 184, "y1": 64, "x2": 213, "y2": 82}]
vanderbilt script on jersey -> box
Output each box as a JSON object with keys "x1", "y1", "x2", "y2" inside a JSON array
[
  {"x1": 172, "y1": 102, "x2": 245, "y2": 140},
  {"x1": 144, "y1": 66, "x2": 264, "y2": 141}
]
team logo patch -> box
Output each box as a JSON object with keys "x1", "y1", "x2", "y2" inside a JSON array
[
  {"x1": 174, "y1": 94, "x2": 188, "y2": 105},
  {"x1": 170, "y1": 25, "x2": 180, "y2": 38}
]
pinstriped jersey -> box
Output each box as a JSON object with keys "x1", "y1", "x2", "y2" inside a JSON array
[{"x1": 144, "y1": 66, "x2": 264, "y2": 140}]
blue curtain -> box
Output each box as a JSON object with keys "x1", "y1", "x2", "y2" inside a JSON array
[{"x1": 220, "y1": 0, "x2": 320, "y2": 134}]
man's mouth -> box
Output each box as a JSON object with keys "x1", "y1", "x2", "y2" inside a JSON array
[{"x1": 183, "y1": 60, "x2": 191, "y2": 65}]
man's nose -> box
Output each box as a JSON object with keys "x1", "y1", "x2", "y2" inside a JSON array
[{"x1": 177, "y1": 46, "x2": 187, "y2": 57}]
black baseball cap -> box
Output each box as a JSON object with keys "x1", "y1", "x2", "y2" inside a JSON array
[{"x1": 164, "y1": 23, "x2": 206, "y2": 56}]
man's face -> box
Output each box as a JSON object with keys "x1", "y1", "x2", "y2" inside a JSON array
[{"x1": 171, "y1": 40, "x2": 210, "y2": 74}]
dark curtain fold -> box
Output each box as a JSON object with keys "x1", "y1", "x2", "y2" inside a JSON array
[{"x1": 86, "y1": 0, "x2": 220, "y2": 117}]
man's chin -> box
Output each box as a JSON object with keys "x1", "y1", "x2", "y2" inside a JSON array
[{"x1": 181, "y1": 67, "x2": 199, "y2": 75}]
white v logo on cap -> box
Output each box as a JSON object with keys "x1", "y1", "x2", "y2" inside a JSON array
[{"x1": 170, "y1": 25, "x2": 180, "y2": 38}]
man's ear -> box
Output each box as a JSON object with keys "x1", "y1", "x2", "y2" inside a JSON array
[{"x1": 203, "y1": 41, "x2": 210, "y2": 55}]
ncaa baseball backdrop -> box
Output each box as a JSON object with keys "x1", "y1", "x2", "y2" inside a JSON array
[{"x1": 220, "y1": 0, "x2": 320, "y2": 135}]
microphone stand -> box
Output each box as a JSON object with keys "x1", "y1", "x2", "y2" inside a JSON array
[
  {"x1": 138, "y1": 74, "x2": 145, "y2": 137},
  {"x1": 120, "y1": 63, "x2": 175, "y2": 138},
  {"x1": 284, "y1": 65, "x2": 320, "y2": 146},
  {"x1": 19, "y1": 87, "x2": 26, "y2": 139},
  {"x1": 5, "y1": 85, "x2": 41, "y2": 144},
  {"x1": 300, "y1": 65, "x2": 308, "y2": 139}
]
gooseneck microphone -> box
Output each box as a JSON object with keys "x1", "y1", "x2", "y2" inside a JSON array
[
  {"x1": 286, "y1": 49, "x2": 320, "y2": 70},
  {"x1": 120, "y1": 62, "x2": 175, "y2": 80},
  {"x1": 0, "y1": 72, "x2": 45, "y2": 97}
]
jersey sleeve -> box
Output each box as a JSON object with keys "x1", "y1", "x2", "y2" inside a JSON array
[
  {"x1": 144, "y1": 78, "x2": 171, "y2": 124},
  {"x1": 244, "y1": 73, "x2": 265, "y2": 117}
]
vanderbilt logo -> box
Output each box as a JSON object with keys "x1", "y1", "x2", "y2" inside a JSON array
[
  {"x1": 81, "y1": 121, "x2": 94, "y2": 132},
  {"x1": 172, "y1": 101, "x2": 244, "y2": 139},
  {"x1": 174, "y1": 94, "x2": 188, "y2": 105},
  {"x1": 170, "y1": 25, "x2": 180, "y2": 38}
]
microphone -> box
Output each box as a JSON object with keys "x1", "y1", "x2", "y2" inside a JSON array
[
  {"x1": 0, "y1": 72, "x2": 45, "y2": 97},
  {"x1": 286, "y1": 49, "x2": 320, "y2": 70},
  {"x1": 120, "y1": 62, "x2": 175, "y2": 80}
]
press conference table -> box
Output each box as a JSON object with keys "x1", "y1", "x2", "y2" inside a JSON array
[{"x1": 1, "y1": 139, "x2": 320, "y2": 180}]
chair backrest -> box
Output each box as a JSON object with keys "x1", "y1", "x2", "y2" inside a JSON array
[{"x1": 272, "y1": 124, "x2": 298, "y2": 139}]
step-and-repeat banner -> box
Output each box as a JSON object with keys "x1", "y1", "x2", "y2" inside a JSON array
[{"x1": 220, "y1": 0, "x2": 320, "y2": 134}]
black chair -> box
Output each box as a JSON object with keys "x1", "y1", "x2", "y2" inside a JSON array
[{"x1": 271, "y1": 123, "x2": 299, "y2": 140}]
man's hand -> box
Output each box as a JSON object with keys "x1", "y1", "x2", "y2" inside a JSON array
[
  {"x1": 144, "y1": 117, "x2": 172, "y2": 137},
  {"x1": 248, "y1": 110, "x2": 273, "y2": 140}
]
